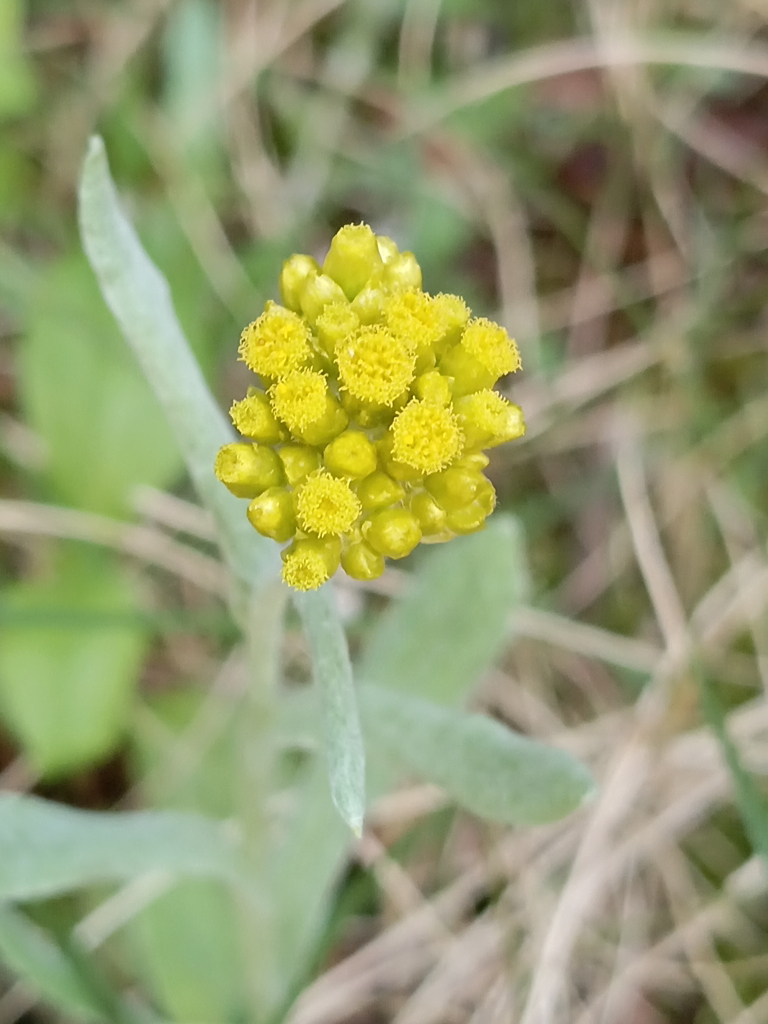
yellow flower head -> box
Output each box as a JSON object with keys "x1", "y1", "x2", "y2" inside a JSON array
[
  {"x1": 459, "y1": 318, "x2": 520, "y2": 378},
  {"x1": 216, "y1": 222, "x2": 525, "y2": 589},
  {"x1": 269, "y1": 369, "x2": 327, "y2": 433},
  {"x1": 295, "y1": 469, "x2": 362, "y2": 537},
  {"x1": 239, "y1": 300, "x2": 312, "y2": 379},
  {"x1": 336, "y1": 325, "x2": 415, "y2": 406},
  {"x1": 391, "y1": 398, "x2": 464, "y2": 474}
]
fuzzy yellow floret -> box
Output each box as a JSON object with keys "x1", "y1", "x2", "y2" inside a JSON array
[
  {"x1": 460, "y1": 318, "x2": 520, "y2": 378},
  {"x1": 390, "y1": 399, "x2": 464, "y2": 474},
  {"x1": 269, "y1": 369, "x2": 327, "y2": 433},
  {"x1": 383, "y1": 291, "x2": 444, "y2": 351},
  {"x1": 295, "y1": 470, "x2": 362, "y2": 537},
  {"x1": 281, "y1": 546, "x2": 331, "y2": 590},
  {"x1": 336, "y1": 325, "x2": 415, "y2": 406},
  {"x1": 238, "y1": 301, "x2": 312, "y2": 379}
]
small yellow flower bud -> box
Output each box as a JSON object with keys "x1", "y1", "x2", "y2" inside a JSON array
[
  {"x1": 424, "y1": 465, "x2": 484, "y2": 510},
  {"x1": 455, "y1": 390, "x2": 525, "y2": 449},
  {"x1": 278, "y1": 445, "x2": 321, "y2": 486},
  {"x1": 441, "y1": 319, "x2": 520, "y2": 396},
  {"x1": 363, "y1": 507, "x2": 422, "y2": 559},
  {"x1": 279, "y1": 253, "x2": 319, "y2": 313},
  {"x1": 238, "y1": 301, "x2": 312, "y2": 380},
  {"x1": 376, "y1": 432, "x2": 422, "y2": 482},
  {"x1": 300, "y1": 272, "x2": 348, "y2": 325},
  {"x1": 323, "y1": 223, "x2": 384, "y2": 300},
  {"x1": 339, "y1": 392, "x2": 392, "y2": 429},
  {"x1": 383, "y1": 291, "x2": 441, "y2": 354},
  {"x1": 461, "y1": 318, "x2": 520, "y2": 378},
  {"x1": 341, "y1": 539, "x2": 385, "y2": 581},
  {"x1": 382, "y1": 251, "x2": 422, "y2": 291},
  {"x1": 281, "y1": 536, "x2": 341, "y2": 591},
  {"x1": 445, "y1": 502, "x2": 488, "y2": 535},
  {"x1": 315, "y1": 303, "x2": 360, "y2": 358},
  {"x1": 411, "y1": 369, "x2": 452, "y2": 405},
  {"x1": 430, "y1": 293, "x2": 471, "y2": 351},
  {"x1": 475, "y1": 475, "x2": 497, "y2": 515},
  {"x1": 486, "y1": 403, "x2": 525, "y2": 448},
  {"x1": 439, "y1": 344, "x2": 496, "y2": 397},
  {"x1": 390, "y1": 399, "x2": 464, "y2": 475},
  {"x1": 214, "y1": 443, "x2": 285, "y2": 498},
  {"x1": 246, "y1": 487, "x2": 296, "y2": 542},
  {"x1": 409, "y1": 490, "x2": 448, "y2": 535},
  {"x1": 295, "y1": 470, "x2": 362, "y2": 537},
  {"x1": 356, "y1": 470, "x2": 405, "y2": 511},
  {"x1": 269, "y1": 369, "x2": 328, "y2": 435},
  {"x1": 455, "y1": 450, "x2": 490, "y2": 472},
  {"x1": 350, "y1": 281, "x2": 388, "y2": 324},
  {"x1": 294, "y1": 395, "x2": 349, "y2": 446},
  {"x1": 337, "y1": 325, "x2": 416, "y2": 406},
  {"x1": 376, "y1": 235, "x2": 399, "y2": 263},
  {"x1": 229, "y1": 391, "x2": 286, "y2": 444},
  {"x1": 323, "y1": 430, "x2": 378, "y2": 479}
]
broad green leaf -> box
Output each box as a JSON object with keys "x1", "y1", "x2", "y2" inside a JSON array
[
  {"x1": 131, "y1": 883, "x2": 244, "y2": 1024},
  {"x1": 17, "y1": 255, "x2": 183, "y2": 517},
  {"x1": 129, "y1": 690, "x2": 246, "y2": 1024},
  {"x1": 77, "y1": 136, "x2": 275, "y2": 593},
  {"x1": 0, "y1": 793, "x2": 242, "y2": 902},
  {"x1": 295, "y1": 588, "x2": 365, "y2": 836},
  {"x1": 361, "y1": 516, "x2": 528, "y2": 705},
  {"x1": 0, "y1": 550, "x2": 148, "y2": 777},
  {"x1": 362, "y1": 686, "x2": 593, "y2": 826},
  {"x1": 0, "y1": 906, "x2": 108, "y2": 1023}
]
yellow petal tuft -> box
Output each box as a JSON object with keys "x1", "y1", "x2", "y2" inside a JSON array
[
  {"x1": 238, "y1": 301, "x2": 312, "y2": 379},
  {"x1": 269, "y1": 369, "x2": 328, "y2": 433},
  {"x1": 336, "y1": 325, "x2": 415, "y2": 406},
  {"x1": 459, "y1": 318, "x2": 520, "y2": 378},
  {"x1": 281, "y1": 537, "x2": 341, "y2": 590},
  {"x1": 390, "y1": 398, "x2": 464, "y2": 474},
  {"x1": 295, "y1": 470, "x2": 362, "y2": 537}
]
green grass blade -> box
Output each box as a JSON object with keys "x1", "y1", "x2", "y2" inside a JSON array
[
  {"x1": 0, "y1": 906, "x2": 105, "y2": 1022},
  {"x1": 696, "y1": 666, "x2": 768, "y2": 865}
]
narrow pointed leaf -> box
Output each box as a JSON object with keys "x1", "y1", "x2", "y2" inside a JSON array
[
  {"x1": 77, "y1": 135, "x2": 275, "y2": 590},
  {"x1": 0, "y1": 906, "x2": 104, "y2": 1022}
]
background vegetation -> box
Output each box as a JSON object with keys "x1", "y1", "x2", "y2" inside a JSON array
[{"x1": 2, "y1": 1, "x2": 768, "y2": 1022}]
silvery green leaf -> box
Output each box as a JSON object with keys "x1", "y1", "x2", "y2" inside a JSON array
[
  {"x1": 295, "y1": 587, "x2": 366, "y2": 836},
  {"x1": 0, "y1": 794, "x2": 242, "y2": 901},
  {"x1": 77, "y1": 135, "x2": 276, "y2": 592}
]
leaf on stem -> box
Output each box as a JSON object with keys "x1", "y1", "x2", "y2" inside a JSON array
[
  {"x1": 295, "y1": 588, "x2": 366, "y2": 836},
  {"x1": 0, "y1": 794, "x2": 243, "y2": 901}
]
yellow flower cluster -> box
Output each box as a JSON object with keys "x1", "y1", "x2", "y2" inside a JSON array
[{"x1": 214, "y1": 223, "x2": 525, "y2": 591}]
